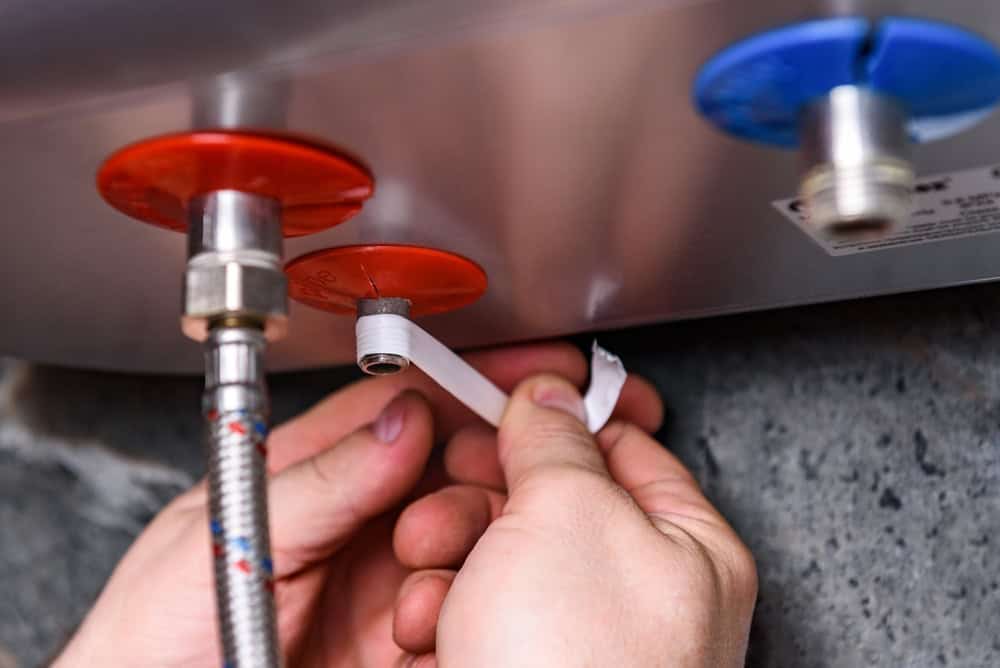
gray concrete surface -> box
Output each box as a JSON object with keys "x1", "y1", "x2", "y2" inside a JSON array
[{"x1": 1, "y1": 284, "x2": 999, "y2": 667}]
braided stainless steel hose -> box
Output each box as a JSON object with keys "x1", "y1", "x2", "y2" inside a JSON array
[
  {"x1": 204, "y1": 325, "x2": 279, "y2": 668},
  {"x1": 185, "y1": 191, "x2": 286, "y2": 667}
]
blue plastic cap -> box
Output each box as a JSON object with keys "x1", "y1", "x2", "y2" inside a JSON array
[
  {"x1": 694, "y1": 16, "x2": 1000, "y2": 147},
  {"x1": 694, "y1": 18, "x2": 868, "y2": 147}
]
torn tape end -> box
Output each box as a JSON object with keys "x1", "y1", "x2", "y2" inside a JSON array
[{"x1": 584, "y1": 340, "x2": 628, "y2": 433}]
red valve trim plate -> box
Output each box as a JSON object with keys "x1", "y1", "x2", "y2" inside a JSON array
[
  {"x1": 97, "y1": 132, "x2": 374, "y2": 237},
  {"x1": 286, "y1": 245, "x2": 488, "y2": 317}
]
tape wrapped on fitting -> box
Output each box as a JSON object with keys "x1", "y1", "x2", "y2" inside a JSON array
[{"x1": 356, "y1": 314, "x2": 627, "y2": 433}]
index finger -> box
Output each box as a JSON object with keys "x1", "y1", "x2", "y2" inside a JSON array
[{"x1": 267, "y1": 341, "x2": 588, "y2": 473}]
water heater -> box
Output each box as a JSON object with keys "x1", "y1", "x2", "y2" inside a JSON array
[{"x1": 4, "y1": 0, "x2": 1000, "y2": 374}]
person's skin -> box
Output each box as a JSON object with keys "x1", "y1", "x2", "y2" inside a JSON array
[{"x1": 55, "y1": 342, "x2": 756, "y2": 667}]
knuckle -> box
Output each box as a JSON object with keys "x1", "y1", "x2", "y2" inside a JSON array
[
  {"x1": 516, "y1": 465, "x2": 621, "y2": 515},
  {"x1": 519, "y1": 372, "x2": 577, "y2": 394},
  {"x1": 728, "y1": 539, "x2": 759, "y2": 599},
  {"x1": 307, "y1": 452, "x2": 337, "y2": 487},
  {"x1": 708, "y1": 533, "x2": 758, "y2": 605},
  {"x1": 652, "y1": 518, "x2": 758, "y2": 604},
  {"x1": 510, "y1": 411, "x2": 595, "y2": 453}
]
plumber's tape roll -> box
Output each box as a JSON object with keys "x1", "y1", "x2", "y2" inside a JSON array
[{"x1": 356, "y1": 313, "x2": 627, "y2": 432}]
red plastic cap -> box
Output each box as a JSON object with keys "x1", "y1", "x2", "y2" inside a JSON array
[
  {"x1": 97, "y1": 132, "x2": 374, "y2": 237},
  {"x1": 286, "y1": 244, "x2": 488, "y2": 317}
]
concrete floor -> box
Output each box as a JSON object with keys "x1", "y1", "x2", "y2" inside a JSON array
[{"x1": 1, "y1": 283, "x2": 999, "y2": 667}]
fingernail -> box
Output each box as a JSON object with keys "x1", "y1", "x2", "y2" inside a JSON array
[
  {"x1": 532, "y1": 381, "x2": 586, "y2": 423},
  {"x1": 373, "y1": 395, "x2": 406, "y2": 443}
]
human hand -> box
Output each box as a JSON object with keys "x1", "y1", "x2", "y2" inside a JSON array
[
  {"x1": 55, "y1": 342, "x2": 664, "y2": 667},
  {"x1": 391, "y1": 374, "x2": 758, "y2": 667}
]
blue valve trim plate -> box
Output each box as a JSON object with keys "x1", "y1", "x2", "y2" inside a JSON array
[{"x1": 693, "y1": 17, "x2": 1000, "y2": 147}]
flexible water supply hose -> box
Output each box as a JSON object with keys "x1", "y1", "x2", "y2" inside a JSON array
[{"x1": 203, "y1": 326, "x2": 279, "y2": 668}]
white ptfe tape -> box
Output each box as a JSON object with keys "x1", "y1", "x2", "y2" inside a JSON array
[
  {"x1": 582, "y1": 340, "x2": 629, "y2": 434},
  {"x1": 356, "y1": 314, "x2": 627, "y2": 433}
]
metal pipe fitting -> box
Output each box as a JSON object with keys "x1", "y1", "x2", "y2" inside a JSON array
[
  {"x1": 357, "y1": 298, "x2": 411, "y2": 375},
  {"x1": 183, "y1": 190, "x2": 287, "y2": 342},
  {"x1": 799, "y1": 85, "x2": 914, "y2": 241},
  {"x1": 203, "y1": 325, "x2": 279, "y2": 668}
]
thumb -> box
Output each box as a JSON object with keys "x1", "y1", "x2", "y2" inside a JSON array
[
  {"x1": 497, "y1": 374, "x2": 612, "y2": 494},
  {"x1": 266, "y1": 390, "x2": 434, "y2": 577}
]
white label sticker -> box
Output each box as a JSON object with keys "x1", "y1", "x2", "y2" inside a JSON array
[{"x1": 772, "y1": 164, "x2": 1000, "y2": 256}]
